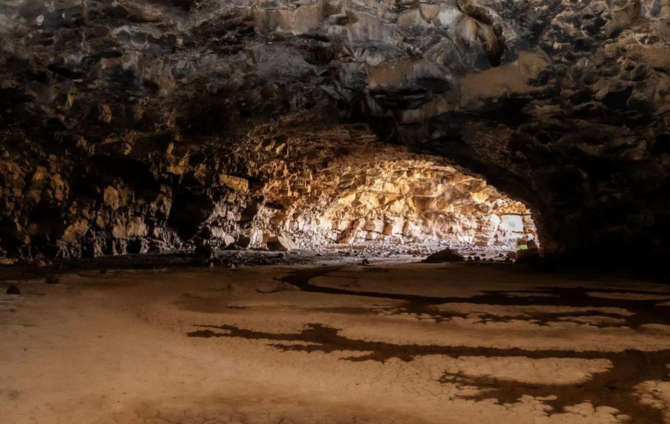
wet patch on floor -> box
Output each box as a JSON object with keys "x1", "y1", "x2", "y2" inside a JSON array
[
  {"x1": 278, "y1": 267, "x2": 670, "y2": 329},
  {"x1": 188, "y1": 321, "x2": 670, "y2": 422},
  {"x1": 186, "y1": 266, "x2": 670, "y2": 423}
]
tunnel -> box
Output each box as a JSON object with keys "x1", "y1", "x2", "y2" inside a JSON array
[{"x1": 1, "y1": 0, "x2": 670, "y2": 423}]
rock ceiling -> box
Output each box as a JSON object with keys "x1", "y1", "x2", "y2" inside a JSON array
[{"x1": 0, "y1": 0, "x2": 669, "y2": 264}]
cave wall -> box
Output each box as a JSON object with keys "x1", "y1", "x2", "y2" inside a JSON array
[
  {"x1": 258, "y1": 142, "x2": 535, "y2": 250},
  {"x1": 0, "y1": 122, "x2": 535, "y2": 260},
  {"x1": 1, "y1": 0, "x2": 669, "y2": 263}
]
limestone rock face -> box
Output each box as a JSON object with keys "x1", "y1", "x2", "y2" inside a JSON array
[{"x1": 0, "y1": 0, "x2": 669, "y2": 263}]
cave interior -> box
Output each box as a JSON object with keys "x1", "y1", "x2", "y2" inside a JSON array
[{"x1": 2, "y1": 0, "x2": 670, "y2": 423}]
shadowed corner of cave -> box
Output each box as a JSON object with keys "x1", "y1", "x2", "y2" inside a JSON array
[{"x1": 3, "y1": 0, "x2": 670, "y2": 423}]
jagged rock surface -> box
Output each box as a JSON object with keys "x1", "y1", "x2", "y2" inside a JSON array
[
  {"x1": 0, "y1": 124, "x2": 535, "y2": 259},
  {"x1": 0, "y1": 0, "x2": 669, "y2": 264},
  {"x1": 259, "y1": 140, "x2": 535, "y2": 250}
]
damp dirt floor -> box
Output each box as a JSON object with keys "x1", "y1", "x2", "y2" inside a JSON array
[{"x1": 2, "y1": 262, "x2": 670, "y2": 424}]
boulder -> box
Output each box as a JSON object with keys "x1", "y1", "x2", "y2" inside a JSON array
[
  {"x1": 6, "y1": 284, "x2": 20, "y2": 295},
  {"x1": 514, "y1": 251, "x2": 543, "y2": 268},
  {"x1": 517, "y1": 246, "x2": 540, "y2": 259},
  {"x1": 45, "y1": 275, "x2": 60, "y2": 284},
  {"x1": 235, "y1": 236, "x2": 252, "y2": 249},
  {"x1": 267, "y1": 234, "x2": 298, "y2": 251},
  {"x1": 192, "y1": 244, "x2": 215, "y2": 266},
  {"x1": 506, "y1": 251, "x2": 518, "y2": 260},
  {"x1": 423, "y1": 248, "x2": 465, "y2": 263},
  {"x1": 515, "y1": 242, "x2": 542, "y2": 267}
]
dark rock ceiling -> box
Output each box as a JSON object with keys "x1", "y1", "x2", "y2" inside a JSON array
[{"x1": 0, "y1": 0, "x2": 669, "y2": 266}]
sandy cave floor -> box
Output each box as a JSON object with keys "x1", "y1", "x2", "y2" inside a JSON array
[{"x1": 2, "y1": 261, "x2": 670, "y2": 424}]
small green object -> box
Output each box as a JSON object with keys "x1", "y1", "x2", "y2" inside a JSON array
[{"x1": 519, "y1": 245, "x2": 528, "y2": 250}]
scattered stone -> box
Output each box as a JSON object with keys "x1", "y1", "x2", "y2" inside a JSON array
[
  {"x1": 361, "y1": 258, "x2": 370, "y2": 265},
  {"x1": 0, "y1": 257, "x2": 17, "y2": 265},
  {"x1": 45, "y1": 275, "x2": 60, "y2": 284},
  {"x1": 423, "y1": 248, "x2": 465, "y2": 263},
  {"x1": 517, "y1": 244, "x2": 540, "y2": 260},
  {"x1": 515, "y1": 250, "x2": 543, "y2": 268},
  {"x1": 192, "y1": 244, "x2": 215, "y2": 266},
  {"x1": 6, "y1": 284, "x2": 20, "y2": 295},
  {"x1": 266, "y1": 234, "x2": 297, "y2": 251}
]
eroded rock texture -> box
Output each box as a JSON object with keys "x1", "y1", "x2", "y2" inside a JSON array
[
  {"x1": 258, "y1": 140, "x2": 534, "y2": 250},
  {"x1": 0, "y1": 0, "x2": 668, "y2": 263},
  {"x1": 0, "y1": 121, "x2": 535, "y2": 259}
]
